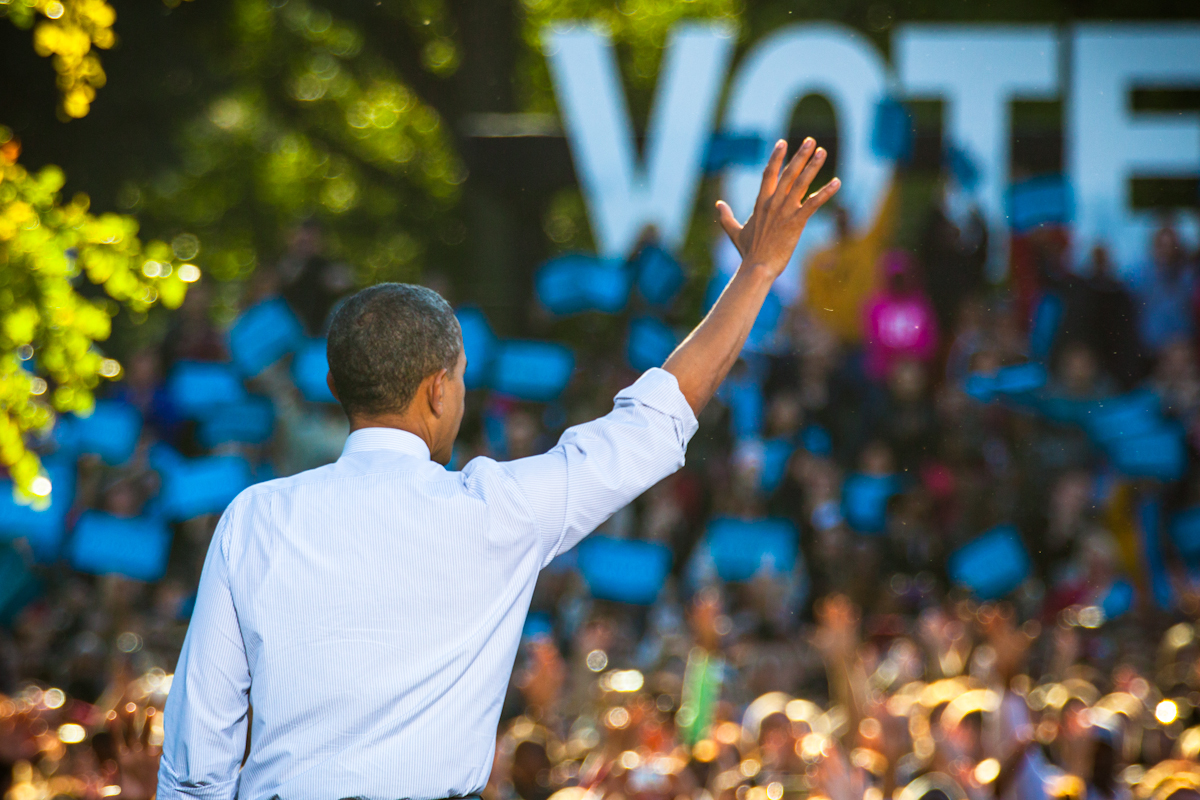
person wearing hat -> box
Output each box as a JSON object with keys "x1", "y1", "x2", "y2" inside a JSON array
[{"x1": 156, "y1": 139, "x2": 841, "y2": 800}]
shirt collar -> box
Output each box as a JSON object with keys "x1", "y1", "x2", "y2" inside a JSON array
[{"x1": 340, "y1": 428, "x2": 432, "y2": 461}]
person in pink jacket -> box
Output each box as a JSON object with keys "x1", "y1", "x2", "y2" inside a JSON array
[{"x1": 862, "y1": 249, "x2": 939, "y2": 382}]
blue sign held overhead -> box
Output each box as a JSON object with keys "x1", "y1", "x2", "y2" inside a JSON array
[
  {"x1": 945, "y1": 143, "x2": 981, "y2": 192},
  {"x1": 456, "y1": 307, "x2": 497, "y2": 390},
  {"x1": 634, "y1": 246, "x2": 686, "y2": 307},
  {"x1": 760, "y1": 438, "x2": 796, "y2": 494},
  {"x1": 964, "y1": 362, "x2": 1047, "y2": 403},
  {"x1": 69, "y1": 512, "x2": 173, "y2": 583},
  {"x1": 705, "y1": 517, "x2": 797, "y2": 583},
  {"x1": 228, "y1": 297, "x2": 305, "y2": 377},
  {"x1": 0, "y1": 456, "x2": 76, "y2": 562},
  {"x1": 948, "y1": 526, "x2": 1031, "y2": 600},
  {"x1": 167, "y1": 361, "x2": 247, "y2": 419},
  {"x1": 535, "y1": 254, "x2": 631, "y2": 316},
  {"x1": 704, "y1": 133, "x2": 767, "y2": 172},
  {"x1": 1101, "y1": 579, "x2": 1134, "y2": 620},
  {"x1": 1008, "y1": 175, "x2": 1072, "y2": 234},
  {"x1": 197, "y1": 395, "x2": 276, "y2": 448},
  {"x1": 577, "y1": 535, "x2": 672, "y2": 605},
  {"x1": 158, "y1": 454, "x2": 255, "y2": 521},
  {"x1": 842, "y1": 473, "x2": 901, "y2": 535},
  {"x1": 1084, "y1": 391, "x2": 1162, "y2": 444},
  {"x1": 491, "y1": 341, "x2": 575, "y2": 402},
  {"x1": 871, "y1": 97, "x2": 915, "y2": 163},
  {"x1": 1029, "y1": 292, "x2": 1063, "y2": 361},
  {"x1": 63, "y1": 399, "x2": 143, "y2": 465},
  {"x1": 1170, "y1": 507, "x2": 1200, "y2": 564},
  {"x1": 292, "y1": 339, "x2": 337, "y2": 403},
  {"x1": 1106, "y1": 426, "x2": 1187, "y2": 482},
  {"x1": 627, "y1": 317, "x2": 678, "y2": 373}
]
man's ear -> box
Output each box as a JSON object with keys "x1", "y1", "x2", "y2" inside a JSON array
[
  {"x1": 325, "y1": 372, "x2": 340, "y2": 402},
  {"x1": 428, "y1": 368, "x2": 449, "y2": 417}
]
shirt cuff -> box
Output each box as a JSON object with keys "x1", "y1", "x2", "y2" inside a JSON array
[
  {"x1": 615, "y1": 368, "x2": 700, "y2": 444},
  {"x1": 156, "y1": 759, "x2": 241, "y2": 800}
]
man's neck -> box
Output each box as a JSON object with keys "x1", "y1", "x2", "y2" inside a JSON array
[{"x1": 348, "y1": 413, "x2": 434, "y2": 454}]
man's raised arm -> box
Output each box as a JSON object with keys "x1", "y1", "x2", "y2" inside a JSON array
[
  {"x1": 665, "y1": 137, "x2": 839, "y2": 414},
  {"x1": 489, "y1": 138, "x2": 838, "y2": 564}
]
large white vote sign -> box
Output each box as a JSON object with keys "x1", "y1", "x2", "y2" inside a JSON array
[{"x1": 543, "y1": 21, "x2": 1200, "y2": 288}]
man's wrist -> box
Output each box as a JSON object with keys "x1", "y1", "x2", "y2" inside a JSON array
[{"x1": 737, "y1": 260, "x2": 781, "y2": 286}]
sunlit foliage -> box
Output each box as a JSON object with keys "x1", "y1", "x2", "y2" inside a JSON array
[
  {"x1": 0, "y1": 133, "x2": 191, "y2": 496},
  {"x1": 518, "y1": 0, "x2": 742, "y2": 114},
  {"x1": 0, "y1": 0, "x2": 117, "y2": 118},
  {"x1": 124, "y1": 0, "x2": 464, "y2": 288}
]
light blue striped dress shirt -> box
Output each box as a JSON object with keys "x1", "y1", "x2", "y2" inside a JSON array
[{"x1": 158, "y1": 368, "x2": 698, "y2": 800}]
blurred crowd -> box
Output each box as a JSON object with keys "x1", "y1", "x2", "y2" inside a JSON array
[{"x1": 5, "y1": 186, "x2": 1200, "y2": 800}]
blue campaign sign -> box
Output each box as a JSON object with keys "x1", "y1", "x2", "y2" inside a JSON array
[
  {"x1": 704, "y1": 133, "x2": 767, "y2": 172},
  {"x1": 705, "y1": 517, "x2": 797, "y2": 582},
  {"x1": 1106, "y1": 426, "x2": 1186, "y2": 481},
  {"x1": 993, "y1": 362, "x2": 1047, "y2": 395},
  {"x1": 945, "y1": 143, "x2": 980, "y2": 192},
  {"x1": 578, "y1": 536, "x2": 671, "y2": 605},
  {"x1": 634, "y1": 246, "x2": 686, "y2": 307},
  {"x1": 761, "y1": 438, "x2": 795, "y2": 494},
  {"x1": 948, "y1": 526, "x2": 1031, "y2": 600},
  {"x1": 1029, "y1": 292, "x2": 1063, "y2": 360},
  {"x1": 0, "y1": 456, "x2": 76, "y2": 561},
  {"x1": 1100, "y1": 580, "x2": 1134, "y2": 620},
  {"x1": 68, "y1": 511, "x2": 172, "y2": 583},
  {"x1": 456, "y1": 307, "x2": 497, "y2": 389},
  {"x1": 801, "y1": 424, "x2": 832, "y2": 458},
  {"x1": 1084, "y1": 391, "x2": 1162, "y2": 444},
  {"x1": 964, "y1": 363, "x2": 1047, "y2": 404},
  {"x1": 871, "y1": 97, "x2": 915, "y2": 163},
  {"x1": 197, "y1": 395, "x2": 276, "y2": 448},
  {"x1": 1008, "y1": 175, "x2": 1072, "y2": 234},
  {"x1": 167, "y1": 361, "x2": 247, "y2": 419},
  {"x1": 1170, "y1": 507, "x2": 1200, "y2": 563},
  {"x1": 228, "y1": 297, "x2": 305, "y2": 377},
  {"x1": 158, "y1": 454, "x2": 254, "y2": 521},
  {"x1": 841, "y1": 473, "x2": 900, "y2": 535},
  {"x1": 722, "y1": 376, "x2": 764, "y2": 439},
  {"x1": 535, "y1": 254, "x2": 631, "y2": 315},
  {"x1": 0, "y1": 544, "x2": 40, "y2": 625},
  {"x1": 65, "y1": 399, "x2": 142, "y2": 465},
  {"x1": 491, "y1": 341, "x2": 575, "y2": 402},
  {"x1": 627, "y1": 317, "x2": 678, "y2": 373},
  {"x1": 292, "y1": 339, "x2": 336, "y2": 403}
]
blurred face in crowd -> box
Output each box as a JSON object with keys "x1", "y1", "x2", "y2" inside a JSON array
[
  {"x1": 1153, "y1": 225, "x2": 1183, "y2": 273},
  {"x1": 1059, "y1": 344, "x2": 1098, "y2": 397}
]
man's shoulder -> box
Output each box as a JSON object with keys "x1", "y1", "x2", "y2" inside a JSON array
[{"x1": 227, "y1": 461, "x2": 344, "y2": 509}]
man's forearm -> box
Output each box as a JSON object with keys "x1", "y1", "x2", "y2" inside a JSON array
[
  {"x1": 662, "y1": 138, "x2": 839, "y2": 416},
  {"x1": 662, "y1": 262, "x2": 775, "y2": 415}
]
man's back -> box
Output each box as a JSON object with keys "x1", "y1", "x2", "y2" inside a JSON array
[
  {"x1": 159, "y1": 371, "x2": 698, "y2": 800},
  {"x1": 234, "y1": 439, "x2": 537, "y2": 799}
]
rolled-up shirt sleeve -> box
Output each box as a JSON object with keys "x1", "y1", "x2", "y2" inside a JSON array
[
  {"x1": 487, "y1": 368, "x2": 699, "y2": 565},
  {"x1": 158, "y1": 505, "x2": 251, "y2": 800}
]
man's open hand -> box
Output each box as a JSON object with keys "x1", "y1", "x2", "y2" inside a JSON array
[{"x1": 715, "y1": 138, "x2": 839, "y2": 278}]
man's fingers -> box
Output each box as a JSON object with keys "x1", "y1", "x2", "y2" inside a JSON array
[
  {"x1": 787, "y1": 146, "x2": 828, "y2": 206},
  {"x1": 798, "y1": 177, "x2": 841, "y2": 220},
  {"x1": 715, "y1": 201, "x2": 744, "y2": 250},
  {"x1": 754, "y1": 140, "x2": 786, "y2": 212},
  {"x1": 776, "y1": 137, "x2": 816, "y2": 197}
]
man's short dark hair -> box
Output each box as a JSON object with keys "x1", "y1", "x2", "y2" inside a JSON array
[{"x1": 326, "y1": 283, "x2": 461, "y2": 418}]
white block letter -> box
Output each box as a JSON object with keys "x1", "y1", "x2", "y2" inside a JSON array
[
  {"x1": 896, "y1": 25, "x2": 1059, "y2": 269},
  {"x1": 544, "y1": 22, "x2": 734, "y2": 258},
  {"x1": 723, "y1": 23, "x2": 893, "y2": 301},
  {"x1": 1070, "y1": 24, "x2": 1200, "y2": 270}
]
